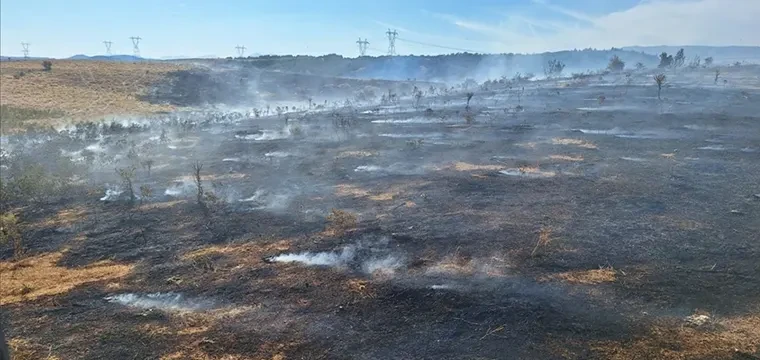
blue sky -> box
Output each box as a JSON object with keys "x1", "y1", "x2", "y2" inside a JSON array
[{"x1": 1, "y1": 0, "x2": 757, "y2": 58}]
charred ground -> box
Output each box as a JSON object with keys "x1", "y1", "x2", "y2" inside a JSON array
[{"x1": 1, "y1": 64, "x2": 759, "y2": 359}]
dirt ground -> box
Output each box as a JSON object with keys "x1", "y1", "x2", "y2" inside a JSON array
[{"x1": 1, "y1": 65, "x2": 759, "y2": 359}]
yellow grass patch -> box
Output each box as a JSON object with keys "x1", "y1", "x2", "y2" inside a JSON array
[
  {"x1": 1, "y1": 60, "x2": 188, "y2": 121},
  {"x1": 137, "y1": 200, "x2": 187, "y2": 211},
  {"x1": 181, "y1": 240, "x2": 292, "y2": 262},
  {"x1": 548, "y1": 154, "x2": 584, "y2": 162},
  {"x1": 8, "y1": 338, "x2": 63, "y2": 360},
  {"x1": 451, "y1": 162, "x2": 506, "y2": 171},
  {"x1": 334, "y1": 184, "x2": 370, "y2": 198},
  {"x1": 543, "y1": 268, "x2": 617, "y2": 285},
  {"x1": 336, "y1": 150, "x2": 376, "y2": 158},
  {"x1": 0, "y1": 251, "x2": 133, "y2": 305},
  {"x1": 551, "y1": 138, "x2": 598, "y2": 149},
  {"x1": 591, "y1": 314, "x2": 760, "y2": 360}
]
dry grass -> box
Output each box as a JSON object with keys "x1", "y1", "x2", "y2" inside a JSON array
[
  {"x1": 0, "y1": 251, "x2": 133, "y2": 305},
  {"x1": 548, "y1": 154, "x2": 584, "y2": 162},
  {"x1": 34, "y1": 206, "x2": 87, "y2": 228},
  {"x1": 590, "y1": 314, "x2": 760, "y2": 359},
  {"x1": 0, "y1": 60, "x2": 188, "y2": 124},
  {"x1": 551, "y1": 137, "x2": 598, "y2": 149},
  {"x1": 335, "y1": 150, "x2": 376, "y2": 158},
  {"x1": 8, "y1": 338, "x2": 62, "y2": 360},
  {"x1": 334, "y1": 184, "x2": 370, "y2": 198},
  {"x1": 451, "y1": 162, "x2": 506, "y2": 171},
  {"x1": 324, "y1": 209, "x2": 358, "y2": 236},
  {"x1": 543, "y1": 268, "x2": 617, "y2": 285}
]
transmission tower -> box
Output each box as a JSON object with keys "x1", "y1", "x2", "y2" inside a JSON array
[
  {"x1": 356, "y1": 38, "x2": 369, "y2": 56},
  {"x1": 21, "y1": 43, "x2": 30, "y2": 58},
  {"x1": 235, "y1": 45, "x2": 246, "y2": 58},
  {"x1": 103, "y1": 41, "x2": 113, "y2": 55},
  {"x1": 386, "y1": 29, "x2": 398, "y2": 56},
  {"x1": 130, "y1": 36, "x2": 142, "y2": 57}
]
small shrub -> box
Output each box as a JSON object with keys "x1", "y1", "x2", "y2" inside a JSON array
[
  {"x1": 326, "y1": 209, "x2": 357, "y2": 236},
  {"x1": 139, "y1": 185, "x2": 153, "y2": 203},
  {"x1": 42, "y1": 60, "x2": 53, "y2": 71},
  {"x1": 704, "y1": 57, "x2": 714, "y2": 67},
  {"x1": 635, "y1": 62, "x2": 646, "y2": 71},
  {"x1": 544, "y1": 59, "x2": 565, "y2": 77},
  {"x1": 0, "y1": 212, "x2": 23, "y2": 256},
  {"x1": 465, "y1": 92, "x2": 474, "y2": 110},
  {"x1": 714, "y1": 69, "x2": 721, "y2": 84}
]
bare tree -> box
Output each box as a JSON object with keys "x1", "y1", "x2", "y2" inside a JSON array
[{"x1": 654, "y1": 74, "x2": 667, "y2": 100}]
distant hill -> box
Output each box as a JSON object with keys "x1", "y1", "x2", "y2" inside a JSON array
[
  {"x1": 221, "y1": 49, "x2": 660, "y2": 82},
  {"x1": 67, "y1": 54, "x2": 146, "y2": 61},
  {"x1": 622, "y1": 46, "x2": 760, "y2": 64}
]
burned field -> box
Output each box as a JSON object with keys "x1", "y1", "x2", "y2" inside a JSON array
[{"x1": 1, "y1": 67, "x2": 760, "y2": 359}]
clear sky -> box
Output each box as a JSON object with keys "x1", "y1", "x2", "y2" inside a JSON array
[{"x1": 1, "y1": 0, "x2": 758, "y2": 58}]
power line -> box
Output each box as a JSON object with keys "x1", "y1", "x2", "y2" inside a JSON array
[
  {"x1": 130, "y1": 36, "x2": 142, "y2": 57},
  {"x1": 386, "y1": 29, "x2": 398, "y2": 56},
  {"x1": 356, "y1": 38, "x2": 369, "y2": 56},
  {"x1": 103, "y1": 41, "x2": 113, "y2": 55},
  {"x1": 21, "y1": 43, "x2": 30, "y2": 58},
  {"x1": 235, "y1": 45, "x2": 246, "y2": 57},
  {"x1": 396, "y1": 37, "x2": 480, "y2": 54}
]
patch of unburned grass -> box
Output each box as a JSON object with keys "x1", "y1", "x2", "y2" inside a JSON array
[
  {"x1": 590, "y1": 314, "x2": 760, "y2": 360},
  {"x1": 336, "y1": 150, "x2": 376, "y2": 158},
  {"x1": 0, "y1": 105, "x2": 66, "y2": 131},
  {"x1": 8, "y1": 338, "x2": 62, "y2": 360},
  {"x1": 551, "y1": 137, "x2": 598, "y2": 149},
  {"x1": 548, "y1": 154, "x2": 584, "y2": 162},
  {"x1": 0, "y1": 251, "x2": 133, "y2": 305},
  {"x1": 542, "y1": 268, "x2": 617, "y2": 285},
  {"x1": 34, "y1": 206, "x2": 87, "y2": 228},
  {"x1": 1, "y1": 60, "x2": 187, "y2": 122},
  {"x1": 451, "y1": 162, "x2": 506, "y2": 171}
]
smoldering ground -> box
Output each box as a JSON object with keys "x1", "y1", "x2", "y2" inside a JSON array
[{"x1": 2, "y1": 63, "x2": 760, "y2": 360}]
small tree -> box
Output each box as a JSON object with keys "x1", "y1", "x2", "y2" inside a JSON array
[
  {"x1": 465, "y1": 92, "x2": 474, "y2": 110},
  {"x1": 714, "y1": 69, "x2": 721, "y2": 84},
  {"x1": 42, "y1": 61, "x2": 53, "y2": 71},
  {"x1": 658, "y1": 52, "x2": 674, "y2": 68},
  {"x1": 635, "y1": 62, "x2": 646, "y2": 71},
  {"x1": 116, "y1": 166, "x2": 137, "y2": 203},
  {"x1": 607, "y1": 55, "x2": 625, "y2": 72},
  {"x1": 673, "y1": 48, "x2": 685, "y2": 68},
  {"x1": 140, "y1": 159, "x2": 154, "y2": 176},
  {"x1": 704, "y1": 57, "x2": 714, "y2": 67},
  {"x1": 654, "y1": 74, "x2": 666, "y2": 100}
]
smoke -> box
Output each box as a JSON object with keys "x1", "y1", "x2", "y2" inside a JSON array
[
  {"x1": 106, "y1": 292, "x2": 215, "y2": 312},
  {"x1": 269, "y1": 236, "x2": 406, "y2": 276}
]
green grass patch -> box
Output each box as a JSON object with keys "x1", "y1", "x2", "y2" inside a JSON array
[{"x1": 0, "y1": 105, "x2": 66, "y2": 130}]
